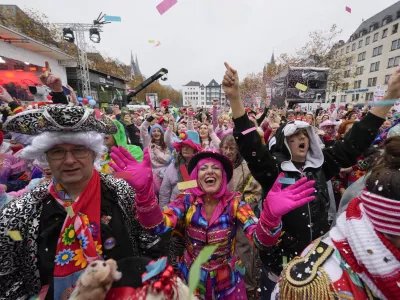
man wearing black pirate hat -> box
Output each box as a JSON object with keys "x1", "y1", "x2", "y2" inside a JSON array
[{"x1": 0, "y1": 105, "x2": 158, "y2": 299}]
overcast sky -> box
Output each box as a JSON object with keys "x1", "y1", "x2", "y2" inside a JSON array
[{"x1": 10, "y1": 0, "x2": 400, "y2": 89}]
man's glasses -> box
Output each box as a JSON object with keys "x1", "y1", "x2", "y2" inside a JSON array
[{"x1": 46, "y1": 147, "x2": 91, "y2": 160}]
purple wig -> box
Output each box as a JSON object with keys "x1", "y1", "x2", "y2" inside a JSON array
[{"x1": 188, "y1": 158, "x2": 233, "y2": 199}]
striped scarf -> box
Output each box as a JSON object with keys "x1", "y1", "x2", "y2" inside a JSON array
[{"x1": 330, "y1": 194, "x2": 400, "y2": 300}]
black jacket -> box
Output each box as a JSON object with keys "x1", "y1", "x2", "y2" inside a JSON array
[
  {"x1": 233, "y1": 113, "x2": 385, "y2": 274},
  {"x1": 125, "y1": 123, "x2": 143, "y2": 148}
]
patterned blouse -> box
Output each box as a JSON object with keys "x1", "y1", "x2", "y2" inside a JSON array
[{"x1": 151, "y1": 192, "x2": 281, "y2": 299}]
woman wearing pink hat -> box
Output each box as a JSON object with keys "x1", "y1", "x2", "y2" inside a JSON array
[{"x1": 109, "y1": 147, "x2": 317, "y2": 300}]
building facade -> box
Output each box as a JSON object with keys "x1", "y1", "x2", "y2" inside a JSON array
[
  {"x1": 182, "y1": 79, "x2": 226, "y2": 108},
  {"x1": 334, "y1": 1, "x2": 400, "y2": 104}
]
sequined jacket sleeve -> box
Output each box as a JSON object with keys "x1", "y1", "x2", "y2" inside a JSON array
[{"x1": 150, "y1": 193, "x2": 190, "y2": 235}]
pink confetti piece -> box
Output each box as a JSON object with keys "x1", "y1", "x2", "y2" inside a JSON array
[
  {"x1": 156, "y1": 0, "x2": 177, "y2": 15},
  {"x1": 345, "y1": 6, "x2": 351, "y2": 13},
  {"x1": 11, "y1": 161, "x2": 25, "y2": 169},
  {"x1": 241, "y1": 127, "x2": 257, "y2": 135},
  {"x1": 114, "y1": 172, "x2": 132, "y2": 179}
]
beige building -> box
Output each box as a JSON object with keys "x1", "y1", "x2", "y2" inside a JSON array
[{"x1": 334, "y1": 1, "x2": 400, "y2": 104}]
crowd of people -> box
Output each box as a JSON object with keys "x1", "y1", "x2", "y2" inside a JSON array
[{"x1": 0, "y1": 64, "x2": 399, "y2": 300}]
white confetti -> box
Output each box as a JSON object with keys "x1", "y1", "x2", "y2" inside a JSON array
[{"x1": 378, "y1": 186, "x2": 383, "y2": 191}]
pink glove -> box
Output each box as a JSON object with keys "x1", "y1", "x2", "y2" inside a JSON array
[
  {"x1": 109, "y1": 147, "x2": 163, "y2": 228},
  {"x1": 109, "y1": 147, "x2": 153, "y2": 200},
  {"x1": 261, "y1": 173, "x2": 316, "y2": 228}
]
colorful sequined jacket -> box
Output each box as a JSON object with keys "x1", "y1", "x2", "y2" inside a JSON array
[{"x1": 148, "y1": 192, "x2": 281, "y2": 299}]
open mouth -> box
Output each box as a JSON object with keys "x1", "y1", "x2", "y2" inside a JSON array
[
  {"x1": 299, "y1": 143, "x2": 305, "y2": 149},
  {"x1": 204, "y1": 177, "x2": 216, "y2": 185}
]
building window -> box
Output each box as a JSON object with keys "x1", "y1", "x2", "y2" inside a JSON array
[
  {"x1": 367, "y1": 77, "x2": 377, "y2": 87},
  {"x1": 342, "y1": 82, "x2": 349, "y2": 90},
  {"x1": 353, "y1": 80, "x2": 362, "y2": 89},
  {"x1": 365, "y1": 92, "x2": 374, "y2": 101},
  {"x1": 358, "y1": 52, "x2": 366, "y2": 61},
  {"x1": 356, "y1": 66, "x2": 364, "y2": 75},
  {"x1": 370, "y1": 61, "x2": 380, "y2": 72},
  {"x1": 345, "y1": 57, "x2": 353, "y2": 65},
  {"x1": 385, "y1": 74, "x2": 392, "y2": 84},
  {"x1": 373, "y1": 32, "x2": 379, "y2": 42},
  {"x1": 352, "y1": 43, "x2": 356, "y2": 51},
  {"x1": 358, "y1": 40, "x2": 363, "y2": 48},
  {"x1": 388, "y1": 56, "x2": 400, "y2": 68},
  {"x1": 382, "y1": 28, "x2": 388, "y2": 38},
  {"x1": 393, "y1": 24, "x2": 399, "y2": 34},
  {"x1": 365, "y1": 36, "x2": 370, "y2": 45},
  {"x1": 391, "y1": 39, "x2": 400, "y2": 51},
  {"x1": 340, "y1": 48, "x2": 344, "y2": 54},
  {"x1": 346, "y1": 46, "x2": 350, "y2": 53},
  {"x1": 372, "y1": 45, "x2": 383, "y2": 57},
  {"x1": 352, "y1": 94, "x2": 360, "y2": 101},
  {"x1": 344, "y1": 70, "x2": 350, "y2": 78},
  {"x1": 340, "y1": 95, "x2": 347, "y2": 102}
]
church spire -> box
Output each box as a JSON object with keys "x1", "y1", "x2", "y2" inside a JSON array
[{"x1": 270, "y1": 49, "x2": 275, "y2": 64}]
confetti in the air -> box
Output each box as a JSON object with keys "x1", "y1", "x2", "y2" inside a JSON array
[
  {"x1": 279, "y1": 177, "x2": 296, "y2": 185},
  {"x1": 157, "y1": 0, "x2": 178, "y2": 15},
  {"x1": 241, "y1": 127, "x2": 257, "y2": 135},
  {"x1": 8, "y1": 230, "x2": 22, "y2": 241},
  {"x1": 345, "y1": 6, "x2": 352, "y2": 13},
  {"x1": 154, "y1": 41, "x2": 161, "y2": 47},
  {"x1": 65, "y1": 206, "x2": 75, "y2": 218},
  {"x1": 295, "y1": 83, "x2": 308, "y2": 92},
  {"x1": 177, "y1": 180, "x2": 198, "y2": 190}
]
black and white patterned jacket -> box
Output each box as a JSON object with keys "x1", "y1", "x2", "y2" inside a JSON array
[{"x1": 0, "y1": 173, "x2": 152, "y2": 299}]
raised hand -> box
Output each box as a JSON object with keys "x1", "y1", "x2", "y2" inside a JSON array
[
  {"x1": 222, "y1": 62, "x2": 239, "y2": 101},
  {"x1": 0, "y1": 86, "x2": 13, "y2": 103},
  {"x1": 39, "y1": 72, "x2": 63, "y2": 92},
  {"x1": 262, "y1": 173, "x2": 315, "y2": 225},
  {"x1": 109, "y1": 146, "x2": 153, "y2": 196}
]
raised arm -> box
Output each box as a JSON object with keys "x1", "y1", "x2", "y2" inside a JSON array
[
  {"x1": 222, "y1": 62, "x2": 279, "y2": 192},
  {"x1": 140, "y1": 118, "x2": 152, "y2": 148},
  {"x1": 321, "y1": 67, "x2": 400, "y2": 179},
  {"x1": 164, "y1": 120, "x2": 175, "y2": 149}
]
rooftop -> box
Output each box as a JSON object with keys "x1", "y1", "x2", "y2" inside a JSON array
[
  {"x1": 348, "y1": 1, "x2": 400, "y2": 43},
  {"x1": 0, "y1": 24, "x2": 75, "y2": 61},
  {"x1": 184, "y1": 81, "x2": 201, "y2": 86}
]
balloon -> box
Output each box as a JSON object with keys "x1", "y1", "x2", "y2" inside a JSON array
[
  {"x1": 77, "y1": 97, "x2": 83, "y2": 102},
  {"x1": 82, "y1": 98, "x2": 88, "y2": 105},
  {"x1": 46, "y1": 95, "x2": 52, "y2": 100},
  {"x1": 89, "y1": 99, "x2": 96, "y2": 106},
  {"x1": 87, "y1": 96, "x2": 93, "y2": 100}
]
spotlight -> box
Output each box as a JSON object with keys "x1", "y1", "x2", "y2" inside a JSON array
[
  {"x1": 89, "y1": 28, "x2": 101, "y2": 43},
  {"x1": 0, "y1": 56, "x2": 5, "y2": 64},
  {"x1": 24, "y1": 62, "x2": 30, "y2": 65},
  {"x1": 63, "y1": 28, "x2": 75, "y2": 43}
]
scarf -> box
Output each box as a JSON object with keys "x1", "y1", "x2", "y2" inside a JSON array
[
  {"x1": 51, "y1": 170, "x2": 103, "y2": 299},
  {"x1": 330, "y1": 194, "x2": 400, "y2": 300}
]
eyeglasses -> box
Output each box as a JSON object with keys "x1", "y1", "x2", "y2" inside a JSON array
[{"x1": 46, "y1": 147, "x2": 92, "y2": 160}]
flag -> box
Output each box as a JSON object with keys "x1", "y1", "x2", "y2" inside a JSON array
[{"x1": 345, "y1": 6, "x2": 351, "y2": 13}]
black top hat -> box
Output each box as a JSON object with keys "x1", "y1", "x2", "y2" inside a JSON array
[{"x1": 187, "y1": 150, "x2": 234, "y2": 182}]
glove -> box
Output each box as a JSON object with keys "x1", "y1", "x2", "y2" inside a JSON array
[
  {"x1": 109, "y1": 147, "x2": 154, "y2": 202},
  {"x1": 260, "y1": 173, "x2": 316, "y2": 228}
]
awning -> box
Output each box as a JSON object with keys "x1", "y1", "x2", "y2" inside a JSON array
[{"x1": 0, "y1": 24, "x2": 75, "y2": 61}]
